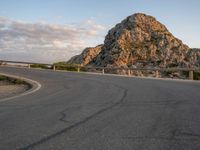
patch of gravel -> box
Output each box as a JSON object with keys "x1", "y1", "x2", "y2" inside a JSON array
[{"x1": 0, "y1": 81, "x2": 30, "y2": 99}]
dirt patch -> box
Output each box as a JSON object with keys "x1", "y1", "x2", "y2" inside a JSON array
[{"x1": 0, "y1": 75, "x2": 31, "y2": 99}]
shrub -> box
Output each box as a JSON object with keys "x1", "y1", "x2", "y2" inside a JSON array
[
  {"x1": 194, "y1": 72, "x2": 200, "y2": 80},
  {"x1": 0, "y1": 75, "x2": 6, "y2": 81},
  {"x1": 0, "y1": 75, "x2": 26, "y2": 84},
  {"x1": 12, "y1": 79, "x2": 26, "y2": 84},
  {"x1": 55, "y1": 64, "x2": 77, "y2": 71},
  {"x1": 30, "y1": 64, "x2": 53, "y2": 69}
]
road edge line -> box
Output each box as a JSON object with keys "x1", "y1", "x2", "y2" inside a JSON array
[{"x1": 0, "y1": 73, "x2": 42, "y2": 102}]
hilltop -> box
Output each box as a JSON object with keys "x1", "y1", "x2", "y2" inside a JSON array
[{"x1": 67, "y1": 13, "x2": 200, "y2": 69}]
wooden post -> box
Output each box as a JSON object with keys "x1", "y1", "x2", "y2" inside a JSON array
[
  {"x1": 28, "y1": 64, "x2": 31, "y2": 68},
  {"x1": 189, "y1": 70, "x2": 194, "y2": 80},
  {"x1": 155, "y1": 70, "x2": 159, "y2": 78},
  {"x1": 53, "y1": 65, "x2": 56, "y2": 71},
  {"x1": 77, "y1": 66, "x2": 80, "y2": 72},
  {"x1": 102, "y1": 68, "x2": 105, "y2": 74},
  {"x1": 140, "y1": 71, "x2": 144, "y2": 77},
  {"x1": 128, "y1": 69, "x2": 131, "y2": 76}
]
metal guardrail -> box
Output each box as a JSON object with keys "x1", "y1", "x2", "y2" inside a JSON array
[
  {"x1": 0, "y1": 60, "x2": 200, "y2": 80},
  {"x1": 0, "y1": 60, "x2": 51, "y2": 66}
]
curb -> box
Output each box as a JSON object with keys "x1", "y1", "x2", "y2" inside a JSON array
[{"x1": 0, "y1": 73, "x2": 42, "y2": 103}]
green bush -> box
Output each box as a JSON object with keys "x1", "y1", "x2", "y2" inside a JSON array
[
  {"x1": 194, "y1": 72, "x2": 200, "y2": 80},
  {"x1": 54, "y1": 63, "x2": 87, "y2": 72},
  {"x1": 30, "y1": 64, "x2": 53, "y2": 69},
  {"x1": 0, "y1": 75, "x2": 26, "y2": 84},
  {"x1": 12, "y1": 79, "x2": 26, "y2": 84},
  {"x1": 55, "y1": 65, "x2": 77, "y2": 71},
  {"x1": 53, "y1": 62, "x2": 67, "y2": 66},
  {"x1": 168, "y1": 63, "x2": 179, "y2": 68},
  {"x1": 163, "y1": 71, "x2": 173, "y2": 76},
  {"x1": 182, "y1": 71, "x2": 189, "y2": 78},
  {"x1": 80, "y1": 67, "x2": 87, "y2": 72},
  {"x1": 0, "y1": 75, "x2": 6, "y2": 81}
]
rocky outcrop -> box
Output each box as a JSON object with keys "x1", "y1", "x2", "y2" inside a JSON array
[
  {"x1": 187, "y1": 48, "x2": 200, "y2": 67},
  {"x1": 92, "y1": 13, "x2": 190, "y2": 68},
  {"x1": 68, "y1": 13, "x2": 200, "y2": 69},
  {"x1": 67, "y1": 45, "x2": 103, "y2": 66}
]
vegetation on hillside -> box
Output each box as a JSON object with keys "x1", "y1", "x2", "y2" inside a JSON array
[
  {"x1": 0, "y1": 75, "x2": 26, "y2": 84},
  {"x1": 30, "y1": 64, "x2": 53, "y2": 69},
  {"x1": 53, "y1": 62, "x2": 78, "y2": 71},
  {"x1": 194, "y1": 72, "x2": 200, "y2": 80},
  {"x1": 0, "y1": 75, "x2": 6, "y2": 81}
]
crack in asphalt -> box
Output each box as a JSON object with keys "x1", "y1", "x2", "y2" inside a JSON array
[
  {"x1": 19, "y1": 83, "x2": 128, "y2": 150},
  {"x1": 59, "y1": 111, "x2": 74, "y2": 124}
]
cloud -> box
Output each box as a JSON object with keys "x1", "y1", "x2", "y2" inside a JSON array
[
  {"x1": 0, "y1": 17, "x2": 108, "y2": 63},
  {"x1": 83, "y1": 19, "x2": 107, "y2": 36}
]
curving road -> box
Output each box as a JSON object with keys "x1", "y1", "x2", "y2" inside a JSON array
[{"x1": 0, "y1": 67, "x2": 200, "y2": 150}]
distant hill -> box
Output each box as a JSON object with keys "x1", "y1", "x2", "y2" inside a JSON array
[{"x1": 67, "y1": 13, "x2": 200, "y2": 68}]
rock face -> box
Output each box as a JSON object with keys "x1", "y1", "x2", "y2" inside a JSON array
[
  {"x1": 68, "y1": 13, "x2": 200, "y2": 68},
  {"x1": 67, "y1": 45, "x2": 103, "y2": 66},
  {"x1": 187, "y1": 49, "x2": 200, "y2": 67}
]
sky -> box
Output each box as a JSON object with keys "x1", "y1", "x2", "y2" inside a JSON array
[{"x1": 0, "y1": 0, "x2": 200, "y2": 63}]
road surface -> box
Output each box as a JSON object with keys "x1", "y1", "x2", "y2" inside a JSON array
[{"x1": 0, "y1": 67, "x2": 200, "y2": 150}]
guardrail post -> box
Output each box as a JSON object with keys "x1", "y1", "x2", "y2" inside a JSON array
[
  {"x1": 102, "y1": 68, "x2": 105, "y2": 74},
  {"x1": 189, "y1": 70, "x2": 194, "y2": 80},
  {"x1": 53, "y1": 65, "x2": 56, "y2": 71},
  {"x1": 155, "y1": 70, "x2": 159, "y2": 78},
  {"x1": 128, "y1": 69, "x2": 131, "y2": 76},
  {"x1": 77, "y1": 66, "x2": 80, "y2": 72}
]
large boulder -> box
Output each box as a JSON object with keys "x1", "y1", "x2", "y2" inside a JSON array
[
  {"x1": 68, "y1": 13, "x2": 199, "y2": 69},
  {"x1": 92, "y1": 13, "x2": 190, "y2": 68}
]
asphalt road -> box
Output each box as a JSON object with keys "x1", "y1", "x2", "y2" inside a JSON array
[{"x1": 0, "y1": 67, "x2": 200, "y2": 150}]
